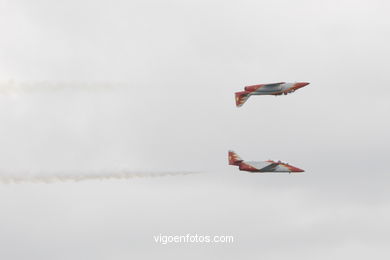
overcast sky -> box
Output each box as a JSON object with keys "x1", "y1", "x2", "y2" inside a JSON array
[{"x1": 0, "y1": 0, "x2": 389, "y2": 259}]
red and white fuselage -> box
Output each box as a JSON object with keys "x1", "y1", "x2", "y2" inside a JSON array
[
  {"x1": 228, "y1": 151, "x2": 304, "y2": 173},
  {"x1": 235, "y1": 82, "x2": 310, "y2": 107}
]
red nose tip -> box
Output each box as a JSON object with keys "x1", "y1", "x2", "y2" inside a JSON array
[
  {"x1": 289, "y1": 165, "x2": 305, "y2": 172},
  {"x1": 295, "y1": 82, "x2": 310, "y2": 89}
]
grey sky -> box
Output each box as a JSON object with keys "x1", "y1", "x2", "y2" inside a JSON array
[{"x1": 0, "y1": 0, "x2": 389, "y2": 259}]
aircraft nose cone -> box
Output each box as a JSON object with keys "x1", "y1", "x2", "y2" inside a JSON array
[
  {"x1": 295, "y1": 82, "x2": 310, "y2": 89},
  {"x1": 290, "y1": 166, "x2": 305, "y2": 172}
]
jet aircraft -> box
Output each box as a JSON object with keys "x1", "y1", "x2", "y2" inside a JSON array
[
  {"x1": 228, "y1": 150, "x2": 304, "y2": 173},
  {"x1": 235, "y1": 82, "x2": 310, "y2": 107}
]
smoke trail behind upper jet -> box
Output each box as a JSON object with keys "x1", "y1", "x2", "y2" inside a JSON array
[{"x1": 0, "y1": 81, "x2": 125, "y2": 95}]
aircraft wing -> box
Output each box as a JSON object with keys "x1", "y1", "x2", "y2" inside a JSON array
[
  {"x1": 244, "y1": 82, "x2": 285, "y2": 93},
  {"x1": 258, "y1": 163, "x2": 279, "y2": 172}
]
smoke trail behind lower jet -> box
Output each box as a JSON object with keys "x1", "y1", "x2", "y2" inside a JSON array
[{"x1": 0, "y1": 171, "x2": 199, "y2": 184}]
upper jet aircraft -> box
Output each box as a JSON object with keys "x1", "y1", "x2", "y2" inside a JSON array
[
  {"x1": 235, "y1": 82, "x2": 310, "y2": 107},
  {"x1": 228, "y1": 150, "x2": 304, "y2": 173}
]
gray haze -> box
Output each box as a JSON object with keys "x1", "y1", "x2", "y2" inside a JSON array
[{"x1": 0, "y1": 0, "x2": 389, "y2": 259}]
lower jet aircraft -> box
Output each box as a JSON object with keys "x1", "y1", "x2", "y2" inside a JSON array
[
  {"x1": 235, "y1": 82, "x2": 310, "y2": 107},
  {"x1": 228, "y1": 151, "x2": 304, "y2": 173}
]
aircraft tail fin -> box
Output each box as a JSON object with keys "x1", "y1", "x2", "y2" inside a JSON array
[
  {"x1": 228, "y1": 150, "x2": 243, "y2": 166},
  {"x1": 235, "y1": 91, "x2": 250, "y2": 107}
]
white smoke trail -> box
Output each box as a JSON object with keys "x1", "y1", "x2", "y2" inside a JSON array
[
  {"x1": 0, "y1": 171, "x2": 199, "y2": 184},
  {"x1": 0, "y1": 80, "x2": 125, "y2": 95}
]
